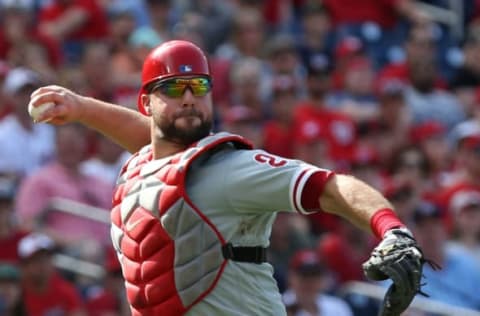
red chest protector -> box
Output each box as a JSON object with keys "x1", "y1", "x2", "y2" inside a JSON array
[{"x1": 110, "y1": 133, "x2": 252, "y2": 316}]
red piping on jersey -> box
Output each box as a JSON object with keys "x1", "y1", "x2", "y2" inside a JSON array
[
  {"x1": 177, "y1": 135, "x2": 253, "y2": 312},
  {"x1": 293, "y1": 169, "x2": 309, "y2": 213}
]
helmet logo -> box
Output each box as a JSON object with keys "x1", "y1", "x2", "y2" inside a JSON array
[{"x1": 179, "y1": 65, "x2": 193, "y2": 72}]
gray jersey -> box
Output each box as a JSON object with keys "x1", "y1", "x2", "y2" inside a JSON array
[{"x1": 184, "y1": 143, "x2": 333, "y2": 315}]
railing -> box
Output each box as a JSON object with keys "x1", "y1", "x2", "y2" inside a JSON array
[
  {"x1": 47, "y1": 197, "x2": 111, "y2": 224},
  {"x1": 41, "y1": 197, "x2": 111, "y2": 280},
  {"x1": 340, "y1": 281, "x2": 480, "y2": 316},
  {"x1": 415, "y1": 1, "x2": 464, "y2": 41},
  {"x1": 53, "y1": 253, "x2": 105, "y2": 279}
]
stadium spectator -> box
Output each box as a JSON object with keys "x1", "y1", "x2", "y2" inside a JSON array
[
  {"x1": 0, "y1": 60, "x2": 10, "y2": 118},
  {"x1": 15, "y1": 124, "x2": 112, "y2": 248},
  {"x1": 85, "y1": 246, "x2": 129, "y2": 316},
  {"x1": 221, "y1": 104, "x2": 263, "y2": 148},
  {"x1": 442, "y1": 134, "x2": 480, "y2": 191},
  {"x1": 80, "y1": 42, "x2": 117, "y2": 103},
  {"x1": 323, "y1": 0, "x2": 432, "y2": 67},
  {"x1": 0, "y1": 67, "x2": 55, "y2": 179},
  {"x1": 328, "y1": 56, "x2": 379, "y2": 123},
  {"x1": 215, "y1": 7, "x2": 266, "y2": 61},
  {"x1": 372, "y1": 77, "x2": 411, "y2": 164},
  {"x1": 0, "y1": 175, "x2": 29, "y2": 264},
  {"x1": 378, "y1": 26, "x2": 446, "y2": 87},
  {"x1": 268, "y1": 213, "x2": 314, "y2": 293},
  {"x1": 105, "y1": 9, "x2": 143, "y2": 107},
  {"x1": 447, "y1": 115, "x2": 480, "y2": 171},
  {"x1": 111, "y1": 25, "x2": 164, "y2": 109},
  {"x1": 388, "y1": 144, "x2": 433, "y2": 197},
  {"x1": 102, "y1": 0, "x2": 150, "y2": 28},
  {"x1": 263, "y1": 33, "x2": 307, "y2": 103},
  {"x1": 349, "y1": 144, "x2": 387, "y2": 192},
  {"x1": 293, "y1": 64, "x2": 356, "y2": 170},
  {"x1": 0, "y1": 0, "x2": 62, "y2": 72},
  {"x1": 450, "y1": 25, "x2": 480, "y2": 117},
  {"x1": 105, "y1": 7, "x2": 137, "y2": 60},
  {"x1": 436, "y1": 135, "x2": 480, "y2": 231},
  {"x1": 0, "y1": 263, "x2": 26, "y2": 315},
  {"x1": 322, "y1": 0, "x2": 430, "y2": 30},
  {"x1": 141, "y1": 0, "x2": 174, "y2": 42},
  {"x1": 282, "y1": 249, "x2": 354, "y2": 316},
  {"x1": 171, "y1": 11, "x2": 207, "y2": 49},
  {"x1": 411, "y1": 200, "x2": 480, "y2": 310},
  {"x1": 331, "y1": 36, "x2": 365, "y2": 90},
  {"x1": 296, "y1": 4, "x2": 333, "y2": 77},
  {"x1": 316, "y1": 220, "x2": 375, "y2": 285},
  {"x1": 404, "y1": 57, "x2": 465, "y2": 129},
  {"x1": 18, "y1": 232, "x2": 86, "y2": 316},
  {"x1": 446, "y1": 188, "x2": 480, "y2": 264},
  {"x1": 409, "y1": 121, "x2": 452, "y2": 184},
  {"x1": 80, "y1": 132, "x2": 130, "y2": 187},
  {"x1": 174, "y1": 0, "x2": 233, "y2": 54},
  {"x1": 262, "y1": 75, "x2": 298, "y2": 158},
  {"x1": 38, "y1": 0, "x2": 110, "y2": 63},
  {"x1": 227, "y1": 57, "x2": 267, "y2": 120}
]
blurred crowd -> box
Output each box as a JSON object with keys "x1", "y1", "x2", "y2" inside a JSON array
[{"x1": 1, "y1": 0, "x2": 480, "y2": 315}]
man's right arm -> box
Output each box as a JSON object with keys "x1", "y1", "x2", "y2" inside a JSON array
[{"x1": 29, "y1": 85, "x2": 151, "y2": 153}]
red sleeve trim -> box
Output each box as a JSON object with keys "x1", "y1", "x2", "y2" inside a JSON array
[
  {"x1": 292, "y1": 169, "x2": 309, "y2": 212},
  {"x1": 295, "y1": 169, "x2": 334, "y2": 214},
  {"x1": 370, "y1": 208, "x2": 405, "y2": 239}
]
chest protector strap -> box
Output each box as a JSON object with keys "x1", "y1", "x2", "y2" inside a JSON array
[{"x1": 222, "y1": 243, "x2": 267, "y2": 264}]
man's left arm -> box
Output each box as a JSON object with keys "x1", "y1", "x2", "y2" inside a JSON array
[
  {"x1": 319, "y1": 174, "x2": 428, "y2": 316},
  {"x1": 319, "y1": 174, "x2": 397, "y2": 234}
]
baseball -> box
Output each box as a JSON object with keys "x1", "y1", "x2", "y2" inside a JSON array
[{"x1": 28, "y1": 102, "x2": 55, "y2": 122}]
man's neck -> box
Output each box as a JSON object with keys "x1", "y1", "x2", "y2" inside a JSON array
[
  {"x1": 24, "y1": 276, "x2": 50, "y2": 293},
  {"x1": 309, "y1": 95, "x2": 325, "y2": 107},
  {"x1": 300, "y1": 300, "x2": 319, "y2": 315},
  {"x1": 152, "y1": 137, "x2": 188, "y2": 159}
]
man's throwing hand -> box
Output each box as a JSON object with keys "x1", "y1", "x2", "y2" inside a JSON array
[
  {"x1": 362, "y1": 228, "x2": 425, "y2": 316},
  {"x1": 28, "y1": 85, "x2": 85, "y2": 124}
]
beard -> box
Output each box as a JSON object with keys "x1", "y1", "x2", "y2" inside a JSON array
[{"x1": 159, "y1": 109, "x2": 212, "y2": 146}]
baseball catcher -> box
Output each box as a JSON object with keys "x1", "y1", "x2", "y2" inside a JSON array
[{"x1": 28, "y1": 40, "x2": 438, "y2": 316}]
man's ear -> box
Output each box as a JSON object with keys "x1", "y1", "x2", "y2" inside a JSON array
[{"x1": 141, "y1": 94, "x2": 151, "y2": 116}]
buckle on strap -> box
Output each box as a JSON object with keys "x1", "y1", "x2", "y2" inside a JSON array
[
  {"x1": 221, "y1": 243, "x2": 267, "y2": 264},
  {"x1": 222, "y1": 243, "x2": 235, "y2": 260}
]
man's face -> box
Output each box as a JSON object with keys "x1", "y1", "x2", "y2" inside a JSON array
[
  {"x1": 307, "y1": 72, "x2": 330, "y2": 100},
  {"x1": 289, "y1": 271, "x2": 324, "y2": 303},
  {"x1": 409, "y1": 59, "x2": 436, "y2": 93},
  {"x1": 144, "y1": 76, "x2": 213, "y2": 146},
  {"x1": 21, "y1": 252, "x2": 54, "y2": 285}
]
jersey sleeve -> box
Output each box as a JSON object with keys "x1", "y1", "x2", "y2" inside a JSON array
[{"x1": 223, "y1": 149, "x2": 334, "y2": 214}]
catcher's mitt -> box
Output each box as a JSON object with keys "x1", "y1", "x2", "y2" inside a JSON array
[{"x1": 362, "y1": 227, "x2": 434, "y2": 316}]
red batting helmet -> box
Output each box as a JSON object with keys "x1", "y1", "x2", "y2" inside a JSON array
[{"x1": 137, "y1": 40, "x2": 211, "y2": 114}]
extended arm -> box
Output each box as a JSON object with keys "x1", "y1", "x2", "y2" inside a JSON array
[
  {"x1": 320, "y1": 174, "x2": 428, "y2": 316},
  {"x1": 29, "y1": 85, "x2": 150, "y2": 153},
  {"x1": 319, "y1": 174, "x2": 397, "y2": 235}
]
